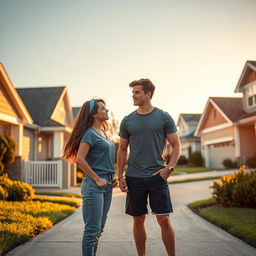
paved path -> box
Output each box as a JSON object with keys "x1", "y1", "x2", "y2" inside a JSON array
[{"x1": 7, "y1": 178, "x2": 256, "y2": 256}]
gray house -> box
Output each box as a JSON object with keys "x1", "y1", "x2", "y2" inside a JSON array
[
  {"x1": 177, "y1": 113, "x2": 201, "y2": 158},
  {"x1": 16, "y1": 86, "x2": 76, "y2": 189}
]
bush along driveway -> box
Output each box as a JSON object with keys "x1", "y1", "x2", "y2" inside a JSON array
[{"x1": 188, "y1": 167, "x2": 256, "y2": 248}]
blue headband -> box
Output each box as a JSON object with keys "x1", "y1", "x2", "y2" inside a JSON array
[{"x1": 89, "y1": 99, "x2": 95, "y2": 114}]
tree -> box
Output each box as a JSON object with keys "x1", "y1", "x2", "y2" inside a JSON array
[{"x1": 108, "y1": 112, "x2": 119, "y2": 143}]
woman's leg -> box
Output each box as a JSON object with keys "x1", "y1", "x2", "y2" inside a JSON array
[
  {"x1": 93, "y1": 178, "x2": 113, "y2": 254},
  {"x1": 81, "y1": 177, "x2": 104, "y2": 256}
]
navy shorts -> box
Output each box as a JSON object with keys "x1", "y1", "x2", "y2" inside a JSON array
[{"x1": 125, "y1": 174, "x2": 173, "y2": 216}]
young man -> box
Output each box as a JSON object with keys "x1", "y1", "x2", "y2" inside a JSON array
[{"x1": 117, "y1": 79, "x2": 181, "y2": 256}]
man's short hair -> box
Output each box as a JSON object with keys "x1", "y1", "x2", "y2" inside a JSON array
[{"x1": 129, "y1": 78, "x2": 155, "y2": 99}]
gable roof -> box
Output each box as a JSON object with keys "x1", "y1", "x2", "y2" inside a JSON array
[
  {"x1": 210, "y1": 97, "x2": 256, "y2": 122},
  {"x1": 235, "y1": 60, "x2": 256, "y2": 93},
  {"x1": 195, "y1": 96, "x2": 256, "y2": 136},
  {"x1": 0, "y1": 63, "x2": 32, "y2": 124},
  {"x1": 72, "y1": 107, "x2": 81, "y2": 120},
  {"x1": 180, "y1": 113, "x2": 201, "y2": 123},
  {"x1": 180, "y1": 131, "x2": 200, "y2": 141},
  {"x1": 16, "y1": 87, "x2": 65, "y2": 127}
]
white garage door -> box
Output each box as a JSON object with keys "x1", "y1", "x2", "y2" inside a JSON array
[{"x1": 208, "y1": 142, "x2": 235, "y2": 168}]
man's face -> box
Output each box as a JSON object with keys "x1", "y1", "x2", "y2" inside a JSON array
[{"x1": 132, "y1": 85, "x2": 149, "y2": 106}]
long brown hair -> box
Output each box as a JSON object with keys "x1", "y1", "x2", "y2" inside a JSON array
[{"x1": 62, "y1": 99, "x2": 108, "y2": 160}]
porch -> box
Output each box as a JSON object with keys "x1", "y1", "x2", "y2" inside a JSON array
[{"x1": 21, "y1": 159, "x2": 77, "y2": 189}]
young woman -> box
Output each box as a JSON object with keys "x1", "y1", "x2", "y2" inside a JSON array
[{"x1": 63, "y1": 99, "x2": 117, "y2": 256}]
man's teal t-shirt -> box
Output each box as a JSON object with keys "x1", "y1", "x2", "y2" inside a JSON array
[
  {"x1": 80, "y1": 128, "x2": 115, "y2": 175},
  {"x1": 119, "y1": 108, "x2": 177, "y2": 178}
]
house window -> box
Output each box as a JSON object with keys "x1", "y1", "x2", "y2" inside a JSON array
[
  {"x1": 248, "y1": 96, "x2": 253, "y2": 106},
  {"x1": 247, "y1": 84, "x2": 256, "y2": 108}
]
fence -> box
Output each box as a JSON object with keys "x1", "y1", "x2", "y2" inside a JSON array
[{"x1": 23, "y1": 160, "x2": 63, "y2": 188}]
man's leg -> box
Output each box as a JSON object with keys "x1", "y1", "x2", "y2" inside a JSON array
[
  {"x1": 133, "y1": 215, "x2": 147, "y2": 256},
  {"x1": 156, "y1": 215, "x2": 175, "y2": 256}
]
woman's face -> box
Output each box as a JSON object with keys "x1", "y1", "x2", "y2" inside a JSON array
[{"x1": 94, "y1": 101, "x2": 109, "y2": 121}]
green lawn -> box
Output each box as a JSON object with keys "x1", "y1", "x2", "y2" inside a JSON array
[
  {"x1": 0, "y1": 196, "x2": 81, "y2": 255},
  {"x1": 188, "y1": 198, "x2": 256, "y2": 248},
  {"x1": 172, "y1": 167, "x2": 226, "y2": 175},
  {"x1": 169, "y1": 175, "x2": 222, "y2": 184},
  {"x1": 36, "y1": 192, "x2": 82, "y2": 198}
]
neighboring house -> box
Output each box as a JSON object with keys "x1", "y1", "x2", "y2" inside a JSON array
[
  {"x1": 16, "y1": 86, "x2": 76, "y2": 188},
  {"x1": 0, "y1": 63, "x2": 76, "y2": 188},
  {"x1": 195, "y1": 61, "x2": 256, "y2": 168},
  {"x1": 177, "y1": 113, "x2": 201, "y2": 158},
  {"x1": 0, "y1": 63, "x2": 33, "y2": 180}
]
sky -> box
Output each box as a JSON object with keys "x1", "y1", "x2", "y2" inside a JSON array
[{"x1": 1, "y1": 0, "x2": 256, "y2": 124}]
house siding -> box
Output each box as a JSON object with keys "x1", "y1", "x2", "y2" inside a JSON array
[
  {"x1": 51, "y1": 95, "x2": 72, "y2": 126},
  {"x1": 244, "y1": 69, "x2": 256, "y2": 85},
  {"x1": 22, "y1": 127, "x2": 35, "y2": 161},
  {"x1": 0, "y1": 82, "x2": 18, "y2": 118},
  {"x1": 202, "y1": 104, "x2": 227, "y2": 129},
  {"x1": 201, "y1": 126, "x2": 235, "y2": 143},
  {"x1": 239, "y1": 125, "x2": 256, "y2": 160}
]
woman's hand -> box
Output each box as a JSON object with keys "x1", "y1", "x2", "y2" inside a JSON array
[{"x1": 95, "y1": 177, "x2": 109, "y2": 188}]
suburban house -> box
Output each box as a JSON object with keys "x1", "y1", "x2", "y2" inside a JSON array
[
  {"x1": 16, "y1": 86, "x2": 76, "y2": 188},
  {"x1": 0, "y1": 63, "x2": 76, "y2": 188},
  {"x1": 195, "y1": 61, "x2": 256, "y2": 168},
  {"x1": 177, "y1": 113, "x2": 201, "y2": 158},
  {"x1": 0, "y1": 63, "x2": 33, "y2": 179}
]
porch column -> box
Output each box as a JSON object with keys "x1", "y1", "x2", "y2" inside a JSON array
[
  {"x1": 12, "y1": 124, "x2": 23, "y2": 157},
  {"x1": 204, "y1": 144, "x2": 210, "y2": 167},
  {"x1": 53, "y1": 131, "x2": 64, "y2": 158},
  {"x1": 255, "y1": 122, "x2": 256, "y2": 138},
  {"x1": 234, "y1": 125, "x2": 241, "y2": 158}
]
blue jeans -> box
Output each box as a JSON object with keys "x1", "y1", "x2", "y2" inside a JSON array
[{"x1": 81, "y1": 173, "x2": 113, "y2": 256}]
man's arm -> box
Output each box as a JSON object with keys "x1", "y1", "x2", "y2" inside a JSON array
[
  {"x1": 153, "y1": 132, "x2": 181, "y2": 180},
  {"x1": 166, "y1": 132, "x2": 181, "y2": 169},
  {"x1": 117, "y1": 137, "x2": 129, "y2": 192}
]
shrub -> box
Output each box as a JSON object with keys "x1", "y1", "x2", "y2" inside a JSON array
[
  {"x1": 0, "y1": 185, "x2": 8, "y2": 200},
  {"x1": 188, "y1": 151, "x2": 203, "y2": 167},
  {"x1": 0, "y1": 173, "x2": 13, "y2": 189},
  {"x1": 178, "y1": 155, "x2": 188, "y2": 165},
  {"x1": 7, "y1": 181, "x2": 35, "y2": 201},
  {"x1": 222, "y1": 158, "x2": 235, "y2": 169},
  {"x1": 0, "y1": 142, "x2": 7, "y2": 175},
  {"x1": 76, "y1": 169, "x2": 84, "y2": 183},
  {"x1": 0, "y1": 135, "x2": 16, "y2": 174},
  {"x1": 0, "y1": 161, "x2": 4, "y2": 176},
  {"x1": 0, "y1": 174, "x2": 35, "y2": 201},
  {"x1": 246, "y1": 156, "x2": 256, "y2": 168},
  {"x1": 211, "y1": 166, "x2": 256, "y2": 208}
]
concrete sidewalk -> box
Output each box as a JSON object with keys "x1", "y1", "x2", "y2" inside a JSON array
[{"x1": 6, "y1": 179, "x2": 256, "y2": 256}]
